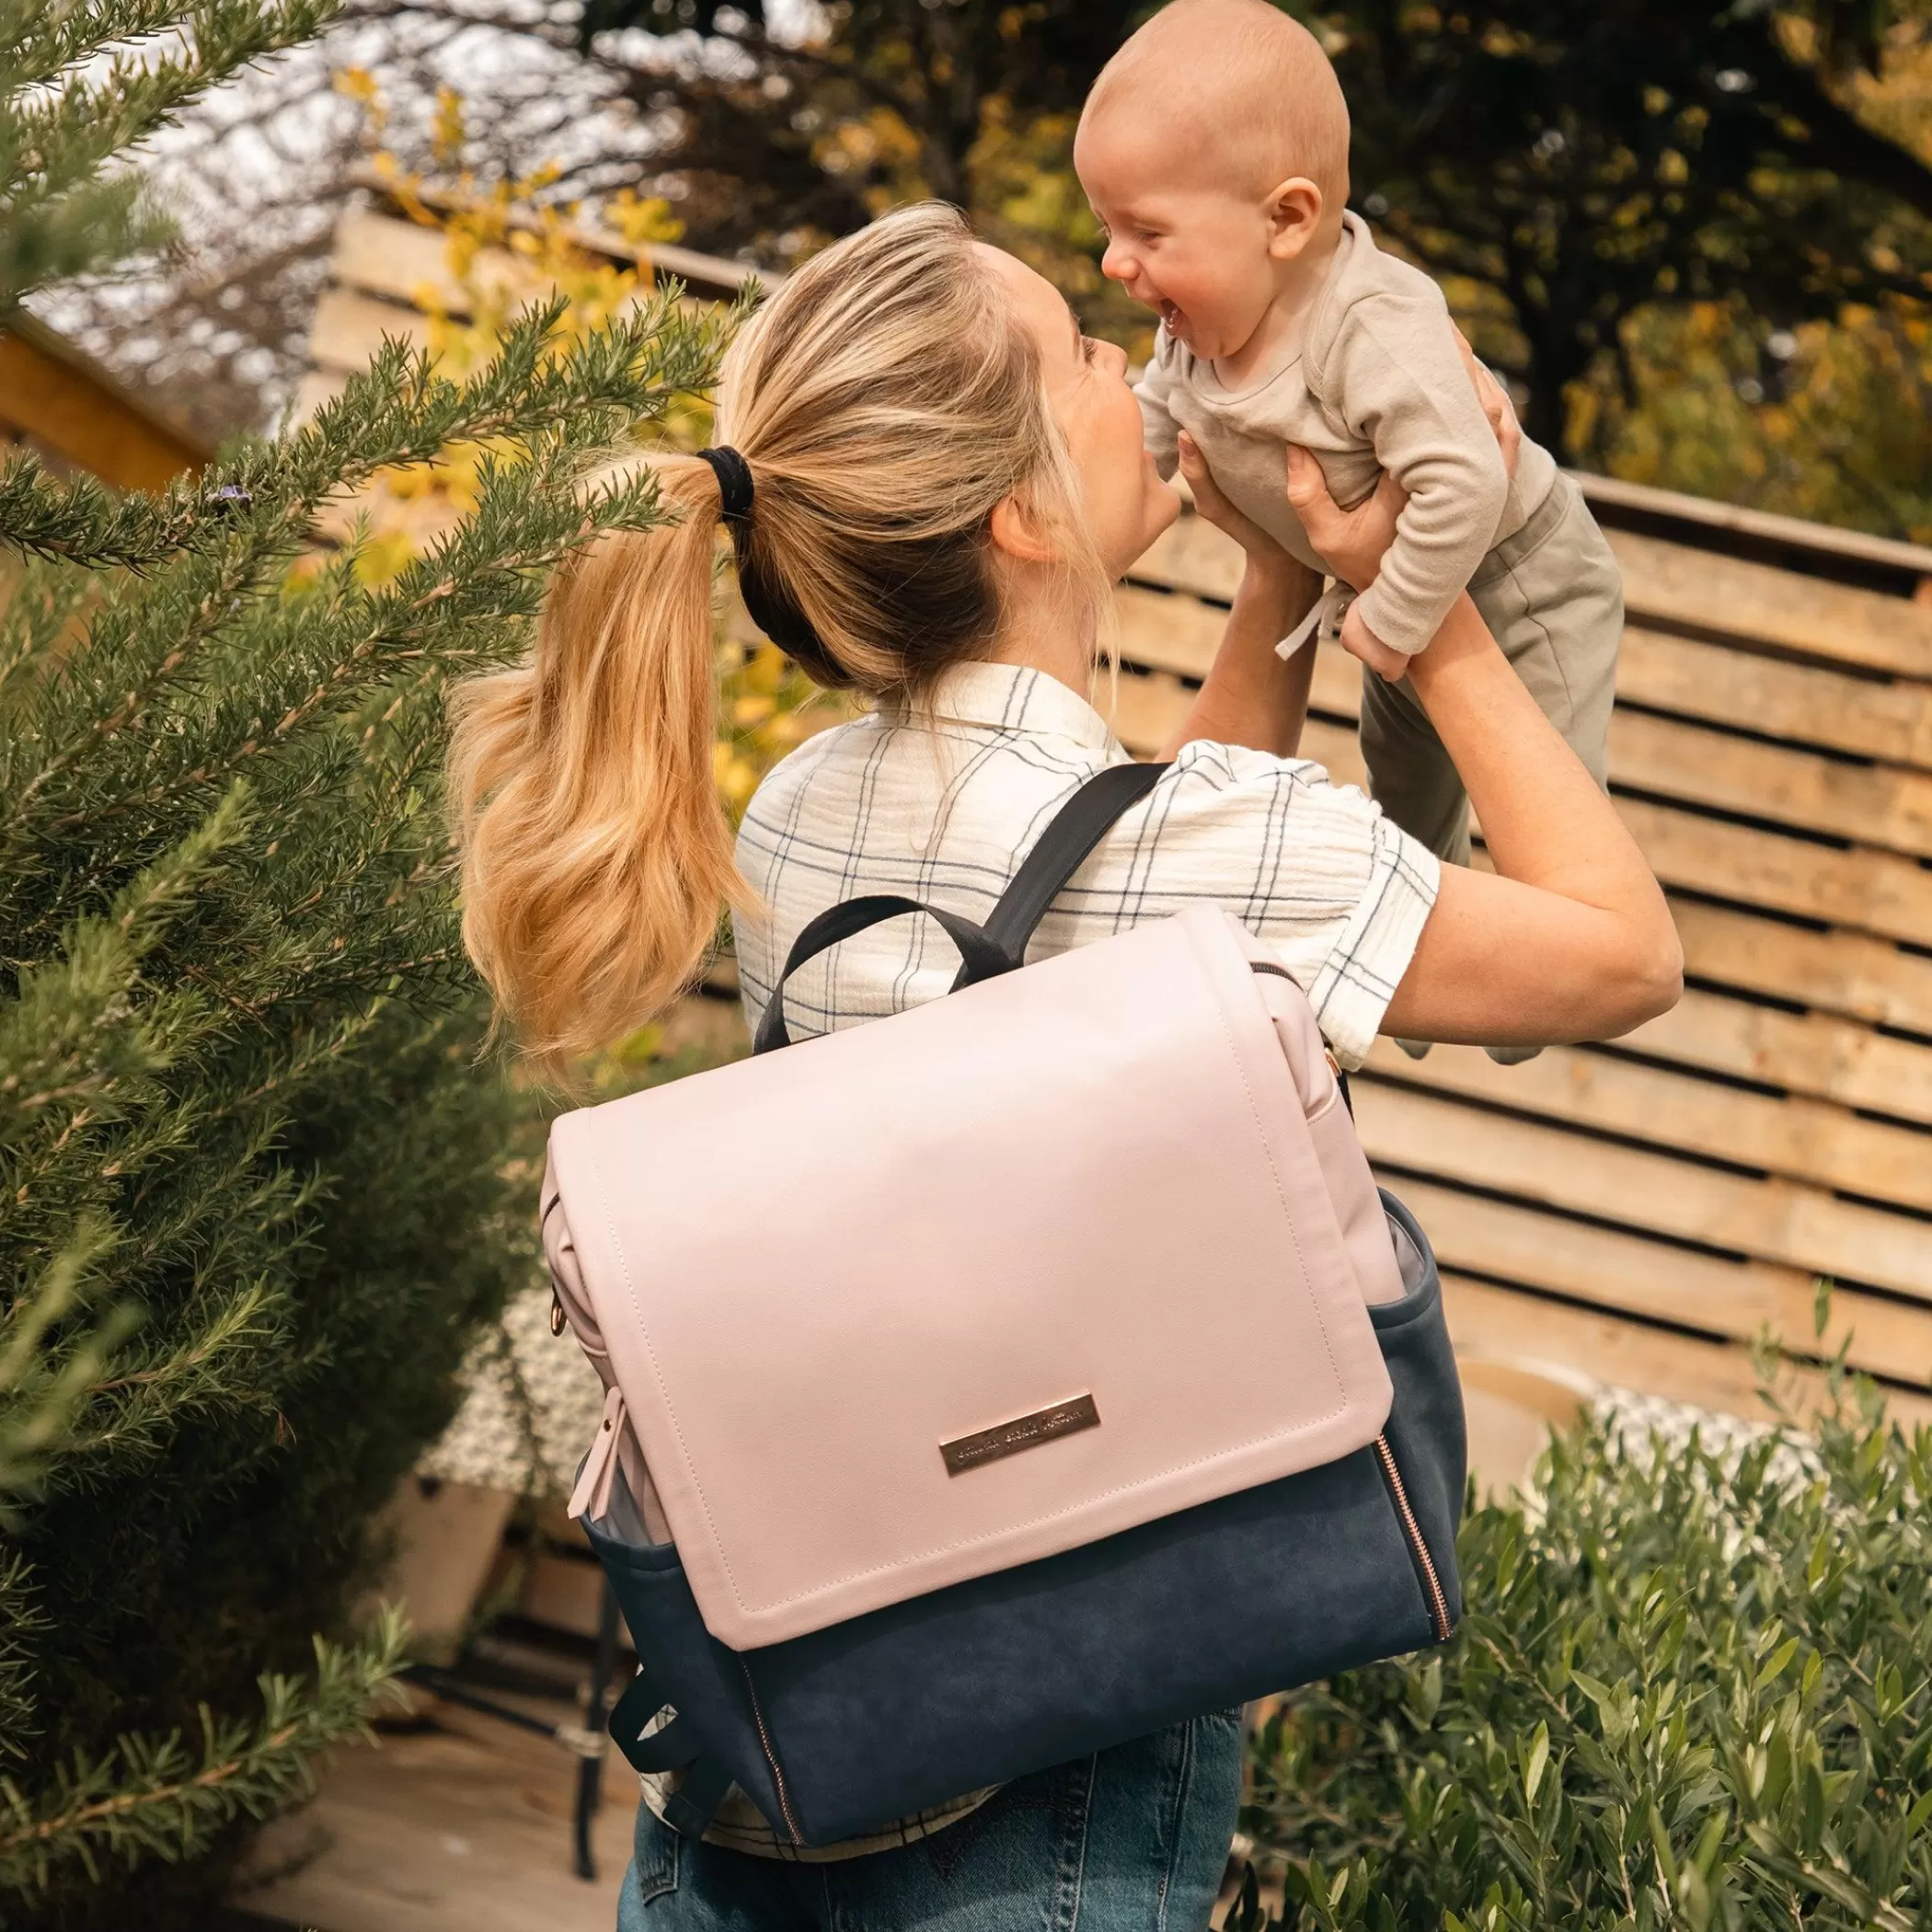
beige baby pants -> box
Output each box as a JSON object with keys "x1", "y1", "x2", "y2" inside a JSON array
[{"x1": 1360, "y1": 472, "x2": 1623, "y2": 867}]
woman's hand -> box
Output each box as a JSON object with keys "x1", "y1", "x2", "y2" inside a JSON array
[
  {"x1": 1282, "y1": 453, "x2": 1412, "y2": 681},
  {"x1": 1165, "y1": 431, "x2": 1322, "y2": 761},
  {"x1": 1282, "y1": 450, "x2": 1409, "y2": 598},
  {"x1": 1284, "y1": 331, "x2": 1524, "y2": 684},
  {"x1": 1178, "y1": 431, "x2": 1300, "y2": 583},
  {"x1": 1451, "y1": 327, "x2": 1521, "y2": 481}
]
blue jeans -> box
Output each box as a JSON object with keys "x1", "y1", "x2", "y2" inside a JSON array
[{"x1": 615, "y1": 1714, "x2": 1243, "y2": 1932}]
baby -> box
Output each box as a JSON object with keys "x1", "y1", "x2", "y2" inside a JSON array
[{"x1": 1074, "y1": 0, "x2": 1624, "y2": 879}]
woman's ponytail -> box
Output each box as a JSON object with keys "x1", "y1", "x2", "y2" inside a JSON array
[
  {"x1": 449, "y1": 455, "x2": 742, "y2": 1076},
  {"x1": 451, "y1": 201, "x2": 1113, "y2": 1072}
]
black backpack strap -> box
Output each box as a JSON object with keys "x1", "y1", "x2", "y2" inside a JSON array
[
  {"x1": 964, "y1": 760, "x2": 1169, "y2": 985},
  {"x1": 607, "y1": 1663, "x2": 735, "y2": 1839},
  {"x1": 752, "y1": 894, "x2": 1011, "y2": 1053},
  {"x1": 753, "y1": 760, "x2": 1171, "y2": 1053}
]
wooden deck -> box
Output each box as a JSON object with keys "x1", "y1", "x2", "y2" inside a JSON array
[{"x1": 233, "y1": 1693, "x2": 639, "y2": 1932}]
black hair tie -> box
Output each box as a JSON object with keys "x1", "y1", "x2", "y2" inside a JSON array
[{"x1": 696, "y1": 446, "x2": 754, "y2": 524}]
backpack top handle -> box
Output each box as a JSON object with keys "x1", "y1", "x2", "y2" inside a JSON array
[{"x1": 752, "y1": 760, "x2": 1171, "y2": 1055}]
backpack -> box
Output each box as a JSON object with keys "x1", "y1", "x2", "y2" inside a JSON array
[{"x1": 542, "y1": 761, "x2": 1466, "y2": 1847}]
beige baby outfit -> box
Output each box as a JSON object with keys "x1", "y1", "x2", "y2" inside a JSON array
[{"x1": 1136, "y1": 211, "x2": 1623, "y2": 865}]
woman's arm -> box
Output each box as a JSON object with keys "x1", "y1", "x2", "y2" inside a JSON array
[
  {"x1": 1386, "y1": 598, "x2": 1681, "y2": 1043},
  {"x1": 1288, "y1": 455, "x2": 1682, "y2": 1046},
  {"x1": 1158, "y1": 433, "x2": 1322, "y2": 760}
]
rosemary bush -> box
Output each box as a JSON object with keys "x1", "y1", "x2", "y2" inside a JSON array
[{"x1": 1233, "y1": 1377, "x2": 1932, "y2": 1932}]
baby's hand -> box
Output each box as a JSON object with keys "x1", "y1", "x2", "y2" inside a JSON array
[{"x1": 1339, "y1": 601, "x2": 1409, "y2": 683}]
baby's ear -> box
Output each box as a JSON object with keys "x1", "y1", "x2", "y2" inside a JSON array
[{"x1": 1266, "y1": 177, "x2": 1326, "y2": 259}]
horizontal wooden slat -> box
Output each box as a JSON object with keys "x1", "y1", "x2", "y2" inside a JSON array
[
  {"x1": 1608, "y1": 529, "x2": 1932, "y2": 680},
  {"x1": 1118, "y1": 588, "x2": 1932, "y2": 782},
  {"x1": 1115, "y1": 672, "x2": 1932, "y2": 952},
  {"x1": 288, "y1": 366, "x2": 348, "y2": 427},
  {"x1": 1621, "y1": 989, "x2": 1932, "y2": 1128},
  {"x1": 1443, "y1": 1274, "x2": 1932, "y2": 1430},
  {"x1": 307, "y1": 285, "x2": 431, "y2": 374},
  {"x1": 1618, "y1": 798, "x2": 1932, "y2": 950},
  {"x1": 1127, "y1": 513, "x2": 1245, "y2": 603},
  {"x1": 334, "y1": 208, "x2": 470, "y2": 312},
  {"x1": 1574, "y1": 470, "x2": 1932, "y2": 581},
  {"x1": 1398, "y1": 1179, "x2": 1931, "y2": 1386},
  {"x1": 1363, "y1": 1039, "x2": 1932, "y2": 1215},
  {"x1": 1119, "y1": 598, "x2": 1932, "y2": 861},
  {"x1": 1355, "y1": 1078, "x2": 1932, "y2": 1303},
  {"x1": 1127, "y1": 515, "x2": 1932, "y2": 681},
  {"x1": 1608, "y1": 708, "x2": 1932, "y2": 860},
  {"x1": 1667, "y1": 901, "x2": 1932, "y2": 1038},
  {"x1": 1615, "y1": 627, "x2": 1932, "y2": 773},
  {"x1": 1109, "y1": 672, "x2": 1932, "y2": 1035}
]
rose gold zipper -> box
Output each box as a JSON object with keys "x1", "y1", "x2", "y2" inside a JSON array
[
  {"x1": 738, "y1": 1660, "x2": 803, "y2": 1844},
  {"x1": 1374, "y1": 1434, "x2": 1452, "y2": 1642}
]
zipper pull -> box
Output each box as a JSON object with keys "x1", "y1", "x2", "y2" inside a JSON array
[{"x1": 568, "y1": 1384, "x2": 628, "y2": 1524}]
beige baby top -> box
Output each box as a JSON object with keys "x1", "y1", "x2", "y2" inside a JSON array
[{"x1": 1136, "y1": 212, "x2": 1559, "y2": 657}]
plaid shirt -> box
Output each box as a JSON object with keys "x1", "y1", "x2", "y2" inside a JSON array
[{"x1": 736, "y1": 661, "x2": 1438, "y2": 1071}]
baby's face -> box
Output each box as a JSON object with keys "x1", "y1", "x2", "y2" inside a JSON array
[{"x1": 1075, "y1": 111, "x2": 1282, "y2": 364}]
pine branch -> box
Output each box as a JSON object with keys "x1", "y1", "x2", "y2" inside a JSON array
[
  {"x1": 1, "y1": 0, "x2": 339, "y2": 309},
  {"x1": 0, "y1": 1609, "x2": 408, "y2": 1893},
  {"x1": 0, "y1": 1219, "x2": 139, "y2": 1522},
  {"x1": 0, "y1": 456, "x2": 213, "y2": 570}
]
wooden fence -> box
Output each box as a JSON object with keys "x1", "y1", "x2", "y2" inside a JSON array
[{"x1": 1110, "y1": 488, "x2": 1932, "y2": 1428}]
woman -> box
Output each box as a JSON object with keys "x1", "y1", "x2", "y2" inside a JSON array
[{"x1": 452, "y1": 203, "x2": 1680, "y2": 1930}]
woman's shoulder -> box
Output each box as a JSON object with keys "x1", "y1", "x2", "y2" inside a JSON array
[{"x1": 739, "y1": 709, "x2": 879, "y2": 827}]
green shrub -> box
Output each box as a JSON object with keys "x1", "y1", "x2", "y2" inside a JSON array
[
  {"x1": 1234, "y1": 1377, "x2": 1932, "y2": 1932},
  {"x1": 0, "y1": 6, "x2": 729, "y2": 1919}
]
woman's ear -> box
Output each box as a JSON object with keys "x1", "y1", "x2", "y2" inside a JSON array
[
  {"x1": 988, "y1": 492, "x2": 1059, "y2": 566},
  {"x1": 1265, "y1": 178, "x2": 1325, "y2": 261}
]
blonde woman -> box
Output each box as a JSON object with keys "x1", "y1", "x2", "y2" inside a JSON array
[{"x1": 453, "y1": 203, "x2": 1679, "y2": 1931}]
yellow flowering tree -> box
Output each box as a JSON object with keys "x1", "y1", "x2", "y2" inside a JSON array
[{"x1": 334, "y1": 79, "x2": 845, "y2": 817}]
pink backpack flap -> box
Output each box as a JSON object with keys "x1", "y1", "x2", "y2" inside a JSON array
[{"x1": 544, "y1": 899, "x2": 1404, "y2": 1654}]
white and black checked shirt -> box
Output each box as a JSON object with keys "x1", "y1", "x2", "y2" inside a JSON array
[{"x1": 735, "y1": 661, "x2": 1439, "y2": 1070}]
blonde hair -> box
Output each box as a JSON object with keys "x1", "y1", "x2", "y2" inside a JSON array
[
  {"x1": 1086, "y1": 0, "x2": 1351, "y2": 208},
  {"x1": 449, "y1": 202, "x2": 1110, "y2": 1074}
]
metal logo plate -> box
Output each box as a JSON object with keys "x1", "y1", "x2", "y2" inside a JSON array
[{"x1": 940, "y1": 1394, "x2": 1100, "y2": 1476}]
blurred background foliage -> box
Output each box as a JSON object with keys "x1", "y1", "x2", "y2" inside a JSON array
[{"x1": 62, "y1": 0, "x2": 1927, "y2": 542}]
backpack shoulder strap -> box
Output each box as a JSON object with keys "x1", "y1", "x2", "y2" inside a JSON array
[
  {"x1": 961, "y1": 759, "x2": 1170, "y2": 985},
  {"x1": 753, "y1": 759, "x2": 1170, "y2": 1052}
]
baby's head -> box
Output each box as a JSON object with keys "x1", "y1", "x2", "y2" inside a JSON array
[{"x1": 1074, "y1": 0, "x2": 1350, "y2": 362}]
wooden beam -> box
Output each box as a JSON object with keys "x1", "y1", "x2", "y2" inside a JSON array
[
  {"x1": 306, "y1": 285, "x2": 431, "y2": 376},
  {"x1": 1572, "y1": 470, "x2": 1932, "y2": 583},
  {"x1": 344, "y1": 175, "x2": 774, "y2": 300},
  {"x1": 1362, "y1": 1037, "x2": 1932, "y2": 1215},
  {"x1": 1397, "y1": 1179, "x2": 1929, "y2": 1386},
  {"x1": 1112, "y1": 670, "x2": 1932, "y2": 953},
  {"x1": 1107, "y1": 671, "x2": 1932, "y2": 1033},
  {"x1": 1123, "y1": 512, "x2": 1932, "y2": 679},
  {"x1": 0, "y1": 326, "x2": 207, "y2": 488},
  {"x1": 1616, "y1": 797, "x2": 1932, "y2": 951},
  {"x1": 1622, "y1": 988, "x2": 1932, "y2": 1130},
  {"x1": 1667, "y1": 899, "x2": 1932, "y2": 1038},
  {"x1": 1114, "y1": 596, "x2": 1932, "y2": 847},
  {"x1": 1440, "y1": 1274, "x2": 1932, "y2": 1430}
]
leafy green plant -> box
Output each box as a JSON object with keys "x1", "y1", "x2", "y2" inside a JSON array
[
  {"x1": 1232, "y1": 1374, "x2": 1932, "y2": 1931},
  {"x1": 1, "y1": 3, "x2": 731, "y2": 1922}
]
